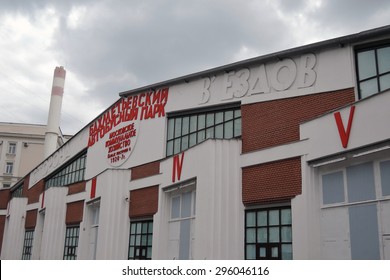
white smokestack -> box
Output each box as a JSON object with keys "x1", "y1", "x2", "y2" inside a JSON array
[{"x1": 44, "y1": 66, "x2": 66, "y2": 158}]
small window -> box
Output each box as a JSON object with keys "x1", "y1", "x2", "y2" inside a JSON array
[
  {"x1": 128, "y1": 220, "x2": 153, "y2": 260},
  {"x1": 22, "y1": 230, "x2": 34, "y2": 260},
  {"x1": 8, "y1": 142, "x2": 17, "y2": 155},
  {"x1": 63, "y1": 226, "x2": 80, "y2": 260},
  {"x1": 5, "y1": 162, "x2": 13, "y2": 174},
  {"x1": 245, "y1": 207, "x2": 292, "y2": 260},
  {"x1": 356, "y1": 44, "x2": 390, "y2": 99}
]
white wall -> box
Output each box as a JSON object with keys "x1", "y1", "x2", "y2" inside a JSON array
[{"x1": 152, "y1": 139, "x2": 243, "y2": 260}]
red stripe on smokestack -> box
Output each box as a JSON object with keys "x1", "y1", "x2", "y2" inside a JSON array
[{"x1": 51, "y1": 86, "x2": 64, "y2": 96}]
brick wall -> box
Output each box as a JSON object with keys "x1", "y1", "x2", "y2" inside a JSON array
[
  {"x1": 0, "y1": 189, "x2": 10, "y2": 210},
  {"x1": 26, "y1": 177, "x2": 44, "y2": 205},
  {"x1": 131, "y1": 161, "x2": 160, "y2": 180},
  {"x1": 68, "y1": 181, "x2": 86, "y2": 195},
  {"x1": 241, "y1": 88, "x2": 355, "y2": 153},
  {"x1": 242, "y1": 157, "x2": 302, "y2": 205},
  {"x1": 25, "y1": 209, "x2": 38, "y2": 229},
  {"x1": 129, "y1": 186, "x2": 159, "y2": 218},
  {"x1": 65, "y1": 200, "x2": 85, "y2": 225},
  {"x1": 0, "y1": 215, "x2": 5, "y2": 254}
]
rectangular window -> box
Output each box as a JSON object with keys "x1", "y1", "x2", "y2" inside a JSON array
[
  {"x1": 380, "y1": 160, "x2": 390, "y2": 196},
  {"x1": 5, "y1": 162, "x2": 13, "y2": 174},
  {"x1": 128, "y1": 220, "x2": 153, "y2": 260},
  {"x1": 356, "y1": 44, "x2": 390, "y2": 99},
  {"x1": 322, "y1": 171, "x2": 345, "y2": 204},
  {"x1": 45, "y1": 152, "x2": 87, "y2": 189},
  {"x1": 8, "y1": 142, "x2": 16, "y2": 155},
  {"x1": 21, "y1": 230, "x2": 34, "y2": 260},
  {"x1": 245, "y1": 207, "x2": 292, "y2": 260},
  {"x1": 166, "y1": 105, "x2": 241, "y2": 156},
  {"x1": 63, "y1": 226, "x2": 80, "y2": 260}
]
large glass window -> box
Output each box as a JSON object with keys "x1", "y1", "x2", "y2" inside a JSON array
[
  {"x1": 63, "y1": 226, "x2": 80, "y2": 260},
  {"x1": 21, "y1": 230, "x2": 34, "y2": 260},
  {"x1": 45, "y1": 152, "x2": 87, "y2": 189},
  {"x1": 166, "y1": 106, "x2": 241, "y2": 156},
  {"x1": 356, "y1": 44, "x2": 390, "y2": 99},
  {"x1": 128, "y1": 220, "x2": 153, "y2": 260},
  {"x1": 245, "y1": 207, "x2": 292, "y2": 260}
]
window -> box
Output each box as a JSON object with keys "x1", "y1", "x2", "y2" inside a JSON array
[
  {"x1": 5, "y1": 162, "x2": 13, "y2": 174},
  {"x1": 166, "y1": 105, "x2": 241, "y2": 156},
  {"x1": 22, "y1": 230, "x2": 34, "y2": 260},
  {"x1": 88, "y1": 201, "x2": 100, "y2": 259},
  {"x1": 128, "y1": 220, "x2": 153, "y2": 260},
  {"x1": 8, "y1": 142, "x2": 16, "y2": 155},
  {"x1": 356, "y1": 43, "x2": 390, "y2": 99},
  {"x1": 3, "y1": 183, "x2": 11, "y2": 189},
  {"x1": 245, "y1": 207, "x2": 292, "y2": 260},
  {"x1": 63, "y1": 226, "x2": 80, "y2": 260},
  {"x1": 45, "y1": 152, "x2": 87, "y2": 189},
  {"x1": 166, "y1": 181, "x2": 196, "y2": 260},
  {"x1": 10, "y1": 181, "x2": 23, "y2": 198}
]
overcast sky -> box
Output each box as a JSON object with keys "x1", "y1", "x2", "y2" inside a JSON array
[{"x1": 1, "y1": 0, "x2": 389, "y2": 135}]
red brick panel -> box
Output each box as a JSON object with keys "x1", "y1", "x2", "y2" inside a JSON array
[
  {"x1": 68, "y1": 181, "x2": 86, "y2": 195},
  {"x1": 27, "y1": 179, "x2": 44, "y2": 205},
  {"x1": 242, "y1": 157, "x2": 302, "y2": 205},
  {"x1": 0, "y1": 189, "x2": 10, "y2": 210},
  {"x1": 131, "y1": 161, "x2": 160, "y2": 180},
  {"x1": 241, "y1": 88, "x2": 355, "y2": 153},
  {"x1": 65, "y1": 200, "x2": 85, "y2": 225},
  {"x1": 0, "y1": 215, "x2": 6, "y2": 254},
  {"x1": 129, "y1": 186, "x2": 159, "y2": 218},
  {"x1": 25, "y1": 209, "x2": 38, "y2": 229}
]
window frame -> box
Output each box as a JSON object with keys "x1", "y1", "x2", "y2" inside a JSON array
[
  {"x1": 355, "y1": 41, "x2": 390, "y2": 99},
  {"x1": 63, "y1": 225, "x2": 80, "y2": 260},
  {"x1": 128, "y1": 220, "x2": 153, "y2": 260},
  {"x1": 166, "y1": 103, "x2": 241, "y2": 157},
  {"x1": 45, "y1": 151, "x2": 87, "y2": 189},
  {"x1": 5, "y1": 161, "x2": 14, "y2": 174},
  {"x1": 7, "y1": 142, "x2": 17, "y2": 155},
  {"x1": 245, "y1": 206, "x2": 292, "y2": 260},
  {"x1": 21, "y1": 229, "x2": 34, "y2": 260}
]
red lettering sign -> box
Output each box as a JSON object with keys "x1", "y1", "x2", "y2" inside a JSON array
[
  {"x1": 334, "y1": 105, "x2": 355, "y2": 148},
  {"x1": 172, "y1": 152, "x2": 185, "y2": 183}
]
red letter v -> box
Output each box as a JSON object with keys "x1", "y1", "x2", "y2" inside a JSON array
[{"x1": 334, "y1": 105, "x2": 355, "y2": 148}]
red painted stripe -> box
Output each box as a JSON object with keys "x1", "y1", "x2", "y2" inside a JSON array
[
  {"x1": 51, "y1": 86, "x2": 64, "y2": 96},
  {"x1": 90, "y1": 177, "x2": 97, "y2": 199}
]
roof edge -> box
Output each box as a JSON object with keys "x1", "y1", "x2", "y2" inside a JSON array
[{"x1": 119, "y1": 25, "x2": 390, "y2": 97}]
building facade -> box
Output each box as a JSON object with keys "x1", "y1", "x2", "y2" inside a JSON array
[{"x1": 0, "y1": 26, "x2": 389, "y2": 260}]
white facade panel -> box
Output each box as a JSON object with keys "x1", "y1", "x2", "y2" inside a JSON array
[{"x1": 1, "y1": 198, "x2": 27, "y2": 259}]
